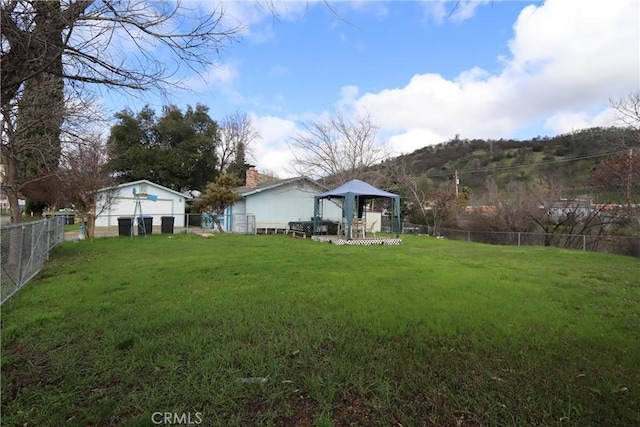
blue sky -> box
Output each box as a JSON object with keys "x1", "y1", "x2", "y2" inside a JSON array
[{"x1": 104, "y1": 0, "x2": 640, "y2": 178}]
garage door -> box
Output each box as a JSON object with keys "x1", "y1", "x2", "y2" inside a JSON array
[{"x1": 103, "y1": 198, "x2": 173, "y2": 226}]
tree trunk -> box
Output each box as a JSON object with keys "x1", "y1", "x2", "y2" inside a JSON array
[
  {"x1": 86, "y1": 214, "x2": 95, "y2": 241},
  {"x1": 214, "y1": 218, "x2": 225, "y2": 233},
  {"x1": 2, "y1": 151, "x2": 22, "y2": 223}
]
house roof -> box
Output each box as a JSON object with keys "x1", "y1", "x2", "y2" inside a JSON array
[
  {"x1": 235, "y1": 176, "x2": 327, "y2": 197},
  {"x1": 99, "y1": 179, "x2": 189, "y2": 199}
]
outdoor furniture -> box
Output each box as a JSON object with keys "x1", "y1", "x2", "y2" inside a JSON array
[
  {"x1": 366, "y1": 219, "x2": 378, "y2": 237},
  {"x1": 341, "y1": 218, "x2": 365, "y2": 238},
  {"x1": 313, "y1": 179, "x2": 402, "y2": 239},
  {"x1": 288, "y1": 220, "x2": 337, "y2": 237},
  {"x1": 353, "y1": 219, "x2": 365, "y2": 238}
]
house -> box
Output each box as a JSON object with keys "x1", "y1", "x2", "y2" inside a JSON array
[
  {"x1": 547, "y1": 199, "x2": 593, "y2": 222},
  {"x1": 0, "y1": 193, "x2": 9, "y2": 211},
  {"x1": 94, "y1": 180, "x2": 188, "y2": 231},
  {"x1": 0, "y1": 193, "x2": 25, "y2": 213},
  {"x1": 224, "y1": 167, "x2": 342, "y2": 233}
]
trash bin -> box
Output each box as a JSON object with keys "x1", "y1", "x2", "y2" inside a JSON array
[
  {"x1": 138, "y1": 216, "x2": 153, "y2": 235},
  {"x1": 66, "y1": 214, "x2": 75, "y2": 225},
  {"x1": 161, "y1": 216, "x2": 175, "y2": 234},
  {"x1": 118, "y1": 217, "x2": 132, "y2": 236}
]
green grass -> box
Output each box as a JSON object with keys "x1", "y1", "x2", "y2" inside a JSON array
[{"x1": 2, "y1": 234, "x2": 639, "y2": 426}]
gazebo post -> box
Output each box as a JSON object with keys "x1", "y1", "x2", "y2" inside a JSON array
[
  {"x1": 313, "y1": 196, "x2": 320, "y2": 235},
  {"x1": 345, "y1": 192, "x2": 354, "y2": 240},
  {"x1": 393, "y1": 196, "x2": 401, "y2": 237}
]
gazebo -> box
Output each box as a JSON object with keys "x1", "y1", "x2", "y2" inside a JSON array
[{"x1": 313, "y1": 179, "x2": 402, "y2": 239}]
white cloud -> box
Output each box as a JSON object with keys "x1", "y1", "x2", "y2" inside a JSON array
[
  {"x1": 543, "y1": 108, "x2": 618, "y2": 136},
  {"x1": 387, "y1": 128, "x2": 448, "y2": 156},
  {"x1": 202, "y1": 62, "x2": 238, "y2": 86},
  {"x1": 250, "y1": 114, "x2": 299, "y2": 178},
  {"x1": 344, "y1": 0, "x2": 639, "y2": 154}
]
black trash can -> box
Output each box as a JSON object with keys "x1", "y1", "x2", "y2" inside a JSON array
[
  {"x1": 118, "y1": 217, "x2": 132, "y2": 236},
  {"x1": 138, "y1": 216, "x2": 153, "y2": 235},
  {"x1": 161, "y1": 216, "x2": 175, "y2": 234},
  {"x1": 66, "y1": 214, "x2": 75, "y2": 225}
]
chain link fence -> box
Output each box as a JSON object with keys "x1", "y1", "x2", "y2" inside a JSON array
[
  {"x1": 400, "y1": 223, "x2": 640, "y2": 257},
  {"x1": 1, "y1": 217, "x2": 65, "y2": 305}
]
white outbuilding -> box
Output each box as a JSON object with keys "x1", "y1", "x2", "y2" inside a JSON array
[{"x1": 94, "y1": 180, "x2": 188, "y2": 232}]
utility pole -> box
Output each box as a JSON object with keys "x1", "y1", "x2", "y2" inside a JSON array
[
  {"x1": 454, "y1": 170, "x2": 459, "y2": 199},
  {"x1": 627, "y1": 148, "x2": 633, "y2": 212}
]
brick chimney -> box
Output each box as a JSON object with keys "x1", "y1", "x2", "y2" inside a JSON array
[{"x1": 245, "y1": 166, "x2": 259, "y2": 189}]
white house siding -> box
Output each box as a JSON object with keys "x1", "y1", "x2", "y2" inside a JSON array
[
  {"x1": 95, "y1": 180, "x2": 186, "y2": 229},
  {"x1": 317, "y1": 198, "x2": 343, "y2": 222},
  {"x1": 227, "y1": 199, "x2": 247, "y2": 232},
  {"x1": 229, "y1": 180, "x2": 342, "y2": 232}
]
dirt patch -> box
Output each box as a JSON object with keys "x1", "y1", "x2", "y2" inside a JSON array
[
  {"x1": 273, "y1": 393, "x2": 317, "y2": 426},
  {"x1": 332, "y1": 392, "x2": 374, "y2": 426}
]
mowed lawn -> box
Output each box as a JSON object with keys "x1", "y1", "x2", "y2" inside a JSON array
[{"x1": 1, "y1": 234, "x2": 639, "y2": 426}]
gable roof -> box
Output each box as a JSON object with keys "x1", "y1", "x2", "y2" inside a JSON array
[
  {"x1": 99, "y1": 179, "x2": 189, "y2": 199},
  {"x1": 316, "y1": 179, "x2": 399, "y2": 199},
  {"x1": 236, "y1": 176, "x2": 327, "y2": 197}
]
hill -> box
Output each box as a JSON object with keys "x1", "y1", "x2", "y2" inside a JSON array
[{"x1": 390, "y1": 126, "x2": 640, "y2": 199}]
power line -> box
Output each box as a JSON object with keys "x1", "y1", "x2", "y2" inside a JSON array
[{"x1": 419, "y1": 148, "x2": 630, "y2": 179}]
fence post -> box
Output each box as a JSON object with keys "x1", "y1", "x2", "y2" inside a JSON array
[
  {"x1": 467, "y1": 231, "x2": 471, "y2": 242},
  {"x1": 32, "y1": 222, "x2": 38, "y2": 271},
  {"x1": 583, "y1": 235, "x2": 586, "y2": 251},
  {"x1": 16, "y1": 225, "x2": 26, "y2": 287},
  {"x1": 518, "y1": 232, "x2": 521, "y2": 247},
  {"x1": 46, "y1": 218, "x2": 52, "y2": 260}
]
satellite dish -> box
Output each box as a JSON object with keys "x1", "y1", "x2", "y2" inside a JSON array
[{"x1": 133, "y1": 188, "x2": 157, "y2": 202}]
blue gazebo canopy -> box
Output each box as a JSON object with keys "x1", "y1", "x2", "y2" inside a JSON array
[{"x1": 314, "y1": 179, "x2": 401, "y2": 238}]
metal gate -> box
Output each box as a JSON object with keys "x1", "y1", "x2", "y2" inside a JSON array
[{"x1": 232, "y1": 213, "x2": 256, "y2": 234}]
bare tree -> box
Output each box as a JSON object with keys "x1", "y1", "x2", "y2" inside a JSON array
[
  {"x1": 484, "y1": 180, "x2": 541, "y2": 232},
  {"x1": 466, "y1": 178, "x2": 621, "y2": 248},
  {"x1": 217, "y1": 111, "x2": 260, "y2": 175},
  {"x1": 289, "y1": 110, "x2": 390, "y2": 186},
  {"x1": 1, "y1": 0, "x2": 242, "y2": 222},
  {"x1": 610, "y1": 91, "x2": 640, "y2": 132},
  {"x1": 377, "y1": 160, "x2": 429, "y2": 222},
  {"x1": 591, "y1": 149, "x2": 640, "y2": 211},
  {"x1": 2, "y1": 1, "x2": 242, "y2": 101},
  {"x1": 12, "y1": 120, "x2": 117, "y2": 240},
  {"x1": 57, "y1": 135, "x2": 117, "y2": 241},
  {"x1": 428, "y1": 181, "x2": 458, "y2": 237}
]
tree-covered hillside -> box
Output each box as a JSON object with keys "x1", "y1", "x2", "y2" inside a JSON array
[{"x1": 391, "y1": 127, "x2": 639, "y2": 199}]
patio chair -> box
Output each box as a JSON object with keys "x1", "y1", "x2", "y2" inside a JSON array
[
  {"x1": 366, "y1": 219, "x2": 378, "y2": 237},
  {"x1": 352, "y1": 218, "x2": 366, "y2": 238}
]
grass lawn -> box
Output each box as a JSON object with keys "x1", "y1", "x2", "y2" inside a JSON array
[{"x1": 1, "y1": 234, "x2": 639, "y2": 426}]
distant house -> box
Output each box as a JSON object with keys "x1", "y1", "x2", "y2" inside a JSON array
[
  {"x1": 547, "y1": 199, "x2": 593, "y2": 222},
  {"x1": 94, "y1": 180, "x2": 188, "y2": 230},
  {"x1": 223, "y1": 167, "x2": 342, "y2": 233},
  {"x1": 0, "y1": 193, "x2": 25, "y2": 212},
  {"x1": 0, "y1": 194, "x2": 9, "y2": 211}
]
